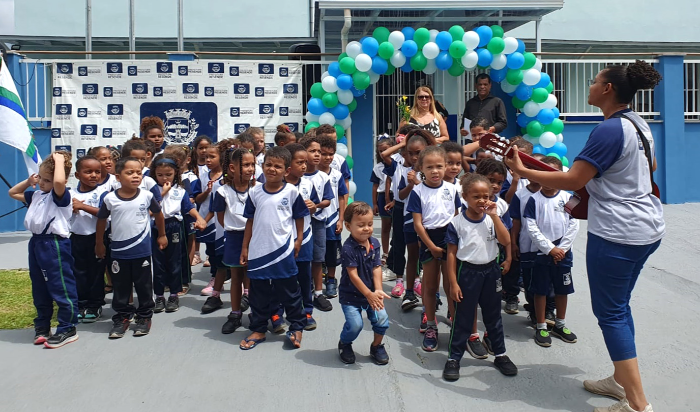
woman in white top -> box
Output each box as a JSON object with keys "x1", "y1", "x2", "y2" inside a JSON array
[
  {"x1": 506, "y1": 60, "x2": 664, "y2": 412},
  {"x1": 399, "y1": 86, "x2": 449, "y2": 144}
]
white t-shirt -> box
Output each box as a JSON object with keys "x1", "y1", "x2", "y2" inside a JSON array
[
  {"x1": 70, "y1": 183, "x2": 110, "y2": 235},
  {"x1": 159, "y1": 184, "x2": 194, "y2": 221},
  {"x1": 445, "y1": 210, "x2": 499, "y2": 264},
  {"x1": 330, "y1": 153, "x2": 352, "y2": 182},
  {"x1": 294, "y1": 177, "x2": 320, "y2": 246},
  {"x1": 212, "y1": 184, "x2": 250, "y2": 231},
  {"x1": 508, "y1": 186, "x2": 540, "y2": 254},
  {"x1": 370, "y1": 162, "x2": 388, "y2": 193},
  {"x1": 97, "y1": 189, "x2": 161, "y2": 259},
  {"x1": 523, "y1": 190, "x2": 579, "y2": 256},
  {"x1": 406, "y1": 181, "x2": 461, "y2": 230},
  {"x1": 321, "y1": 168, "x2": 348, "y2": 224},
  {"x1": 24, "y1": 189, "x2": 72, "y2": 238},
  {"x1": 304, "y1": 170, "x2": 334, "y2": 221}
]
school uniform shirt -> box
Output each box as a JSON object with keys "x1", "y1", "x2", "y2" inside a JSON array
[
  {"x1": 181, "y1": 171, "x2": 202, "y2": 200},
  {"x1": 256, "y1": 152, "x2": 265, "y2": 167},
  {"x1": 304, "y1": 170, "x2": 334, "y2": 221},
  {"x1": 445, "y1": 210, "x2": 499, "y2": 265},
  {"x1": 159, "y1": 184, "x2": 195, "y2": 221},
  {"x1": 574, "y1": 109, "x2": 664, "y2": 245},
  {"x1": 254, "y1": 164, "x2": 264, "y2": 183},
  {"x1": 406, "y1": 181, "x2": 461, "y2": 230},
  {"x1": 243, "y1": 183, "x2": 310, "y2": 279},
  {"x1": 197, "y1": 164, "x2": 209, "y2": 183},
  {"x1": 370, "y1": 162, "x2": 388, "y2": 193},
  {"x1": 508, "y1": 186, "x2": 540, "y2": 258},
  {"x1": 330, "y1": 153, "x2": 352, "y2": 182},
  {"x1": 494, "y1": 196, "x2": 513, "y2": 230},
  {"x1": 69, "y1": 183, "x2": 110, "y2": 235},
  {"x1": 523, "y1": 191, "x2": 579, "y2": 263},
  {"x1": 499, "y1": 171, "x2": 528, "y2": 200},
  {"x1": 339, "y1": 235, "x2": 382, "y2": 306},
  {"x1": 322, "y1": 168, "x2": 349, "y2": 241},
  {"x1": 212, "y1": 184, "x2": 250, "y2": 231},
  {"x1": 109, "y1": 175, "x2": 163, "y2": 203},
  {"x1": 397, "y1": 166, "x2": 423, "y2": 231},
  {"x1": 293, "y1": 178, "x2": 320, "y2": 253},
  {"x1": 23, "y1": 189, "x2": 72, "y2": 238},
  {"x1": 382, "y1": 158, "x2": 412, "y2": 204},
  {"x1": 98, "y1": 174, "x2": 117, "y2": 190},
  {"x1": 97, "y1": 189, "x2": 162, "y2": 259},
  {"x1": 198, "y1": 174, "x2": 224, "y2": 243},
  {"x1": 142, "y1": 166, "x2": 150, "y2": 177}
]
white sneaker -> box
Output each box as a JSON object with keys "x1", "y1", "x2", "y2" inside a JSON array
[
  {"x1": 382, "y1": 267, "x2": 397, "y2": 281},
  {"x1": 200, "y1": 277, "x2": 215, "y2": 296},
  {"x1": 593, "y1": 399, "x2": 653, "y2": 412},
  {"x1": 584, "y1": 375, "x2": 626, "y2": 401}
]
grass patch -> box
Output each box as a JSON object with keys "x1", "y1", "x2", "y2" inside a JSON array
[{"x1": 0, "y1": 269, "x2": 57, "y2": 330}]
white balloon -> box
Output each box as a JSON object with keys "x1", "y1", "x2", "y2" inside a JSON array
[
  {"x1": 355, "y1": 53, "x2": 373, "y2": 72},
  {"x1": 423, "y1": 58, "x2": 437, "y2": 74},
  {"x1": 337, "y1": 89, "x2": 354, "y2": 105},
  {"x1": 533, "y1": 58, "x2": 543, "y2": 72},
  {"x1": 462, "y1": 31, "x2": 480, "y2": 50},
  {"x1": 522, "y1": 134, "x2": 533, "y2": 143},
  {"x1": 502, "y1": 37, "x2": 518, "y2": 54},
  {"x1": 322, "y1": 75, "x2": 338, "y2": 93},
  {"x1": 348, "y1": 181, "x2": 357, "y2": 197},
  {"x1": 490, "y1": 53, "x2": 507, "y2": 70},
  {"x1": 500, "y1": 80, "x2": 517, "y2": 93},
  {"x1": 339, "y1": 116, "x2": 352, "y2": 130},
  {"x1": 346, "y1": 41, "x2": 362, "y2": 59},
  {"x1": 305, "y1": 111, "x2": 320, "y2": 123},
  {"x1": 336, "y1": 143, "x2": 349, "y2": 158},
  {"x1": 522, "y1": 68, "x2": 541, "y2": 86},
  {"x1": 319, "y1": 112, "x2": 336, "y2": 126},
  {"x1": 429, "y1": 29, "x2": 439, "y2": 42},
  {"x1": 523, "y1": 101, "x2": 540, "y2": 117},
  {"x1": 461, "y1": 51, "x2": 478, "y2": 69},
  {"x1": 539, "y1": 131, "x2": 557, "y2": 149},
  {"x1": 556, "y1": 133, "x2": 564, "y2": 143},
  {"x1": 321, "y1": 71, "x2": 330, "y2": 80},
  {"x1": 390, "y1": 50, "x2": 406, "y2": 68},
  {"x1": 542, "y1": 94, "x2": 558, "y2": 110},
  {"x1": 388, "y1": 31, "x2": 405, "y2": 49},
  {"x1": 422, "y1": 42, "x2": 440, "y2": 59},
  {"x1": 368, "y1": 70, "x2": 381, "y2": 84}
]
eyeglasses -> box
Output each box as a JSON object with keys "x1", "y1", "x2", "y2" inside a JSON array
[{"x1": 417, "y1": 95, "x2": 431, "y2": 100}]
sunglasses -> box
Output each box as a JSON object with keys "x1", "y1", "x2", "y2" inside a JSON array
[{"x1": 417, "y1": 96, "x2": 431, "y2": 100}]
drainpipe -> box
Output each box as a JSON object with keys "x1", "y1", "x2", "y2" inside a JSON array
[{"x1": 340, "y1": 9, "x2": 352, "y2": 157}]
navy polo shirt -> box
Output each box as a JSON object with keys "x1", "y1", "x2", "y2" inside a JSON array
[{"x1": 339, "y1": 235, "x2": 382, "y2": 306}]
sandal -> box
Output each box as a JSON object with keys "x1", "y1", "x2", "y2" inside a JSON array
[
  {"x1": 104, "y1": 285, "x2": 113, "y2": 293},
  {"x1": 239, "y1": 336, "x2": 266, "y2": 350},
  {"x1": 286, "y1": 330, "x2": 302, "y2": 349},
  {"x1": 381, "y1": 253, "x2": 388, "y2": 266},
  {"x1": 178, "y1": 284, "x2": 190, "y2": 297}
]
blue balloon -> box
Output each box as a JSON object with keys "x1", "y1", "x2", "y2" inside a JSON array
[
  {"x1": 515, "y1": 83, "x2": 533, "y2": 101},
  {"x1": 402, "y1": 40, "x2": 418, "y2": 58},
  {"x1": 536, "y1": 72, "x2": 551, "y2": 89},
  {"x1": 533, "y1": 144, "x2": 547, "y2": 155},
  {"x1": 328, "y1": 62, "x2": 341, "y2": 78},
  {"x1": 401, "y1": 27, "x2": 415, "y2": 41},
  {"x1": 371, "y1": 56, "x2": 388, "y2": 75},
  {"x1": 506, "y1": 52, "x2": 524, "y2": 70},
  {"x1": 435, "y1": 51, "x2": 453, "y2": 70},
  {"x1": 308, "y1": 98, "x2": 326, "y2": 115},
  {"x1": 351, "y1": 87, "x2": 365, "y2": 97},
  {"x1": 550, "y1": 142, "x2": 567, "y2": 157},
  {"x1": 475, "y1": 25, "x2": 493, "y2": 47},
  {"x1": 517, "y1": 113, "x2": 533, "y2": 128},
  {"x1": 552, "y1": 107, "x2": 560, "y2": 118},
  {"x1": 401, "y1": 60, "x2": 413, "y2": 73},
  {"x1": 490, "y1": 68, "x2": 507, "y2": 83},
  {"x1": 361, "y1": 37, "x2": 379, "y2": 57},
  {"x1": 536, "y1": 108, "x2": 555, "y2": 125},
  {"x1": 336, "y1": 74, "x2": 353, "y2": 90},
  {"x1": 516, "y1": 39, "x2": 526, "y2": 53},
  {"x1": 477, "y1": 48, "x2": 493, "y2": 67},
  {"x1": 330, "y1": 104, "x2": 350, "y2": 120},
  {"x1": 338, "y1": 136, "x2": 348, "y2": 145},
  {"x1": 436, "y1": 31, "x2": 453, "y2": 50}
]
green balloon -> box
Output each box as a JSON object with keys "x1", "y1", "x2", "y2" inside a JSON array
[
  {"x1": 562, "y1": 156, "x2": 569, "y2": 167},
  {"x1": 348, "y1": 99, "x2": 357, "y2": 112},
  {"x1": 346, "y1": 155, "x2": 354, "y2": 169},
  {"x1": 511, "y1": 97, "x2": 527, "y2": 109},
  {"x1": 449, "y1": 25, "x2": 465, "y2": 41},
  {"x1": 384, "y1": 63, "x2": 395, "y2": 75},
  {"x1": 373, "y1": 27, "x2": 390, "y2": 44},
  {"x1": 339, "y1": 57, "x2": 356, "y2": 74},
  {"x1": 506, "y1": 69, "x2": 524, "y2": 85},
  {"x1": 545, "y1": 118, "x2": 564, "y2": 135},
  {"x1": 448, "y1": 59, "x2": 465, "y2": 77},
  {"x1": 338, "y1": 52, "x2": 348, "y2": 62},
  {"x1": 410, "y1": 52, "x2": 428, "y2": 71},
  {"x1": 547, "y1": 153, "x2": 562, "y2": 160},
  {"x1": 449, "y1": 40, "x2": 467, "y2": 58},
  {"x1": 334, "y1": 124, "x2": 344, "y2": 138},
  {"x1": 378, "y1": 42, "x2": 395, "y2": 60},
  {"x1": 490, "y1": 25, "x2": 504, "y2": 38},
  {"x1": 310, "y1": 82, "x2": 325, "y2": 99},
  {"x1": 487, "y1": 37, "x2": 506, "y2": 55},
  {"x1": 414, "y1": 28, "x2": 431, "y2": 48},
  {"x1": 347, "y1": 197, "x2": 354, "y2": 205},
  {"x1": 522, "y1": 52, "x2": 537, "y2": 70},
  {"x1": 304, "y1": 122, "x2": 320, "y2": 133},
  {"x1": 352, "y1": 71, "x2": 370, "y2": 90},
  {"x1": 526, "y1": 120, "x2": 544, "y2": 137},
  {"x1": 532, "y1": 88, "x2": 549, "y2": 103},
  {"x1": 521, "y1": 127, "x2": 528, "y2": 135},
  {"x1": 545, "y1": 82, "x2": 554, "y2": 93},
  {"x1": 322, "y1": 92, "x2": 339, "y2": 108}
]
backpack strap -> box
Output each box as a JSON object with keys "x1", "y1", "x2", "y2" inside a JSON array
[{"x1": 609, "y1": 112, "x2": 656, "y2": 192}]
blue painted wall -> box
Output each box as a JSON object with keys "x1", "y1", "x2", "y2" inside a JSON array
[{"x1": 350, "y1": 86, "x2": 374, "y2": 205}]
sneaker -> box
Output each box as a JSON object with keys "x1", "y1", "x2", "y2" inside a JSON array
[
  {"x1": 83, "y1": 307, "x2": 102, "y2": 323},
  {"x1": 33, "y1": 327, "x2": 51, "y2": 345},
  {"x1": 466, "y1": 336, "x2": 489, "y2": 359},
  {"x1": 191, "y1": 253, "x2": 202, "y2": 265},
  {"x1": 545, "y1": 310, "x2": 556, "y2": 327},
  {"x1": 154, "y1": 296, "x2": 166, "y2": 313},
  {"x1": 445, "y1": 312, "x2": 453, "y2": 327},
  {"x1": 504, "y1": 298, "x2": 519, "y2": 315},
  {"x1": 77, "y1": 308, "x2": 86, "y2": 323},
  {"x1": 421, "y1": 326, "x2": 438, "y2": 352},
  {"x1": 382, "y1": 267, "x2": 397, "y2": 281},
  {"x1": 132, "y1": 318, "x2": 151, "y2": 336},
  {"x1": 370, "y1": 343, "x2": 389, "y2": 365},
  {"x1": 201, "y1": 296, "x2": 223, "y2": 314},
  {"x1": 44, "y1": 327, "x2": 78, "y2": 349},
  {"x1": 109, "y1": 319, "x2": 130, "y2": 339},
  {"x1": 270, "y1": 314, "x2": 285, "y2": 334},
  {"x1": 419, "y1": 312, "x2": 428, "y2": 333},
  {"x1": 200, "y1": 277, "x2": 215, "y2": 296},
  {"x1": 483, "y1": 334, "x2": 494, "y2": 355},
  {"x1": 178, "y1": 284, "x2": 190, "y2": 296},
  {"x1": 443, "y1": 359, "x2": 461, "y2": 381},
  {"x1": 221, "y1": 312, "x2": 242, "y2": 334},
  {"x1": 240, "y1": 293, "x2": 250, "y2": 312},
  {"x1": 313, "y1": 294, "x2": 333, "y2": 312},
  {"x1": 551, "y1": 325, "x2": 578, "y2": 343},
  {"x1": 390, "y1": 281, "x2": 405, "y2": 298},
  {"x1": 165, "y1": 295, "x2": 179, "y2": 312},
  {"x1": 324, "y1": 278, "x2": 338, "y2": 298},
  {"x1": 436, "y1": 293, "x2": 443, "y2": 311},
  {"x1": 401, "y1": 291, "x2": 420, "y2": 311},
  {"x1": 414, "y1": 279, "x2": 422, "y2": 297},
  {"x1": 494, "y1": 355, "x2": 518, "y2": 376},
  {"x1": 338, "y1": 340, "x2": 356, "y2": 364},
  {"x1": 304, "y1": 313, "x2": 317, "y2": 331},
  {"x1": 583, "y1": 375, "x2": 626, "y2": 401},
  {"x1": 527, "y1": 313, "x2": 537, "y2": 328},
  {"x1": 535, "y1": 328, "x2": 552, "y2": 347},
  {"x1": 202, "y1": 257, "x2": 211, "y2": 267},
  {"x1": 593, "y1": 399, "x2": 653, "y2": 412}
]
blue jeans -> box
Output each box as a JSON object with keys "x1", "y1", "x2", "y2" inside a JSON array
[
  {"x1": 587, "y1": 232, "x2": 661, "y2": 362},
  {"x1": 339, "y1": 303, "x2": 389, "y2": 344}
]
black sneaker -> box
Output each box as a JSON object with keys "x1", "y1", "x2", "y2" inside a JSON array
[
  {"x1": 551, "y1": 325, "x2": 578, "y2": 343},
  {"x1": 504, "y1": 298, "x2": 519, "y2": 315},
  {"x1": 324, "y1": 278, "x2": 338, "y2": 298},
  {"x1": 201, "y1": 296, "x2": 223, "y2": 314},
  {"x1": 44, "y1": 327, "x2": 78, "y2": 349},
  {"x1": 109, "y1": 319, "x2": 130, "y2": 339},
  {"x1": 535, "y1": 328, "x2": 552, "y2": 347},
  {"x1": 338, "y1": 340, "x2": 356, "y2": 364},
  {"x1": 313, "y1": 294, "x2": 333, "y2": 312},
  {"x1": 34, "y1": 327, "x2": 51, "y2": 345},
  {"x1": 527, "y1": 313, "x2": 537, "y2": 328},
  {"x1": 83, "y1": 307, "x2": 102, "y2": 323},
  {"x1": 221, "y1": 312, "x2": 242, "y2": 334},
  {"x1": 240, "y1": 293, "x2": 250, "y2": 312},
  {"x1": 443, "y1": 359, "x2": 461, "y2": 381},
  {"x1": 132, "y1": 318, "x2": 151, "y2": 337},
  {"x1": 77, "y1": 308, "x2": 86, "y2": 323},
  {"x1": 436, "y1": 293, "x2": 443, "y2": 311},
  {"x1": 165, "y1": 295, "x2": 179, "y2": 312},
  {"x1": 401, "y1": 290, "x2": 420, "y2": 311},
  {"x1": 494, "y1": 355, "x2": 518, "y2": 376},
  {"x1": 483, "y1": 334, "x2": 494, "y2": 355},
  {"x1": 545, "y1": 311, "x2": 556, "y2": 327},
  {"x1": 466, "y1": 336, "x2": 489, "y2": 359},
  {"x1": 154, "y1": 296, "x2": 166, "y2": 313},
  {"x1": 370, "y1": 343, "x2": 389, "y2": 365}
]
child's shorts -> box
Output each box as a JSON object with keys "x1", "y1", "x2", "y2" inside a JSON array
[
  {"x1": 529, "y1": 264, "x2": 574, "y2": 296},
  {"x1": 184, "y1": 215, "x2": 196, "y2": 236},
  {"x1": 419, "y1": 226, "x2": 448, "y2": 263},
  {"x1": 404, "y1": 226, "x2": 418, "y2": 244},
  {"x1": 325, "y1": 239, "x2": 342, "y2": 267},
  {"x1": 223, "y1": 230, "x2": 245, "y2": 268},
  {"x1": 377, "y1": 193, "x2": 392, "y2": 218},
  {"x1": 311, "y1": 218, "x2": 326, "y2": 263},
  {"x1": 205, "y1": 241, "x2": 225, "y2": 276}
]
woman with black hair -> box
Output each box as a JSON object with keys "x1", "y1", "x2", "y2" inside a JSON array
[{"x1": 506, "y1": 60, "x2": 664, "y2": 412}]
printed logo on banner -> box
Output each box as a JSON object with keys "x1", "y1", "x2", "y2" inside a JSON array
[
  {"x1": 55, "y1": 104, "x2": 72, "y2": 117},
  {"x1": 234, "y1": 83, "x2": 250, "y2": 100},
  {"x1": 183, "y1": 83, "x2": 200, "y2": 99},
  {"x1": 284, "y1": 123, "x2": 300, "y2": 133},
  {"x1": 178, "y1": 66, "x2": 188, "y2": 76},
  {"x1": 230, "y1": 107, "x2": 240, "y2": 117},
  {"x1": 80, "y1": 124, "x2": 98, "y2": 141},
  {"x1": 76, "y1": 149, "x2": 86, "y2": 158},
  {"x1": 82, "y1": 84, "x2": 99, "y2": 100},
  {"x1": 51, "y1": 128, "x2": 61, "y2": 138},
  {"x1": 230, "y1": 66, "x2": 239, "y2": 76},
  {"x1": 103, "y1": 87, "x2": 113, "y2": 97},
  {"x1": 154, "y1": 87, "x2": 163, "y2": 96},
  {"x1": 77, "y1": 108, "x2": 87, "y2": 117},
  {"x1": 258, "y1": 63, "x2": 274, "y2": 79},
  {"x1": 157, "y1": 62, "x2": 173, "y2": 78},
  {"x1": 234, "y1": 123, "x2": 251, "y2": 134},
  {"x1": 283, "y1": 83, "x2": 299, "y2": 95},
  {"x1": 255, "y1": 87, "x2": 264, "y2": 97},
  {"x1": 55, "y1": 145, "x2": 71, "y2": 152},
  {"x1": 163, "y1": 109, "x2": 199, "y2": 144},
  {"x1": 53, "y1": 87, "x2": 62, "y2": 97},
  {"x1": 279, "y1": 67, "x2": 288, "y2": 77},
  {"x1": 57, "y1": 63, "x2": 73, "y2": 78},
  {"x1": 107, "y1": 104, "x2": 124, "y2": 119},
  {"x1": 205, "y1": 87, "x2": 214, "y2": 96},
  {"x1": 141, "y1": 102, "x2": 218, "y2": 143},
  {"x1": 208, "y1": 63, "x2": 224, "y2": 78},
  {"x1": 259, "y1": 104, "x2": 275, "y2": 118},
  {"x1": 279, "y1": 107, "x2": 289, "y2": 116},
  {"x1": 107, "y1": 62, "x2": 123, "y2": 78},
  {"x1": 128, "y1": 66, "x2": 138, "y2": 76},
  {"x1": 102, "y1": 128, "x2": 113, "y2": 138},
  {"x1": 78, "y1": 66, "x2": 88, "y2": 76},
  {"x1": 132, "y1": 83, "x2": 148, "y2": 99}
]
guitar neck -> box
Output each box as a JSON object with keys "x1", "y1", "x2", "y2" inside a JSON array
[{"x1": 503, "y1": 147, "x2": 559, "y2": 173}]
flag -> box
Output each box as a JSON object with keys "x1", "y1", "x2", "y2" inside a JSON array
[{"x1": 0, "y1": 55, "x2": 41, "y2": 175}]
